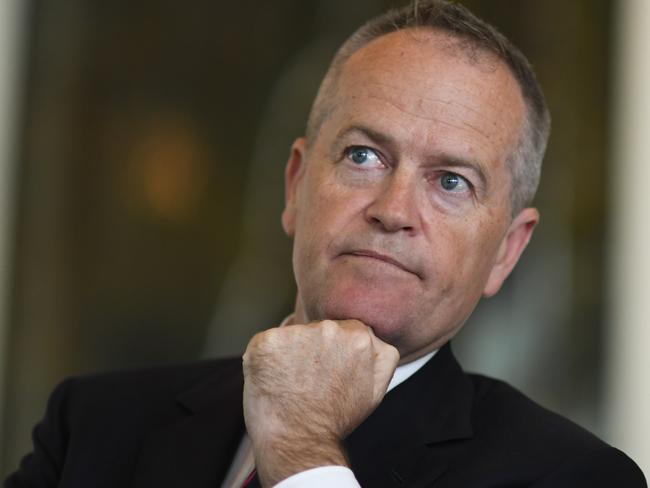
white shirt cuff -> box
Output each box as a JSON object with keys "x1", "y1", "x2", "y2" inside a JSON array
[{"x1": 272, "y1": 466, "x2": 360, "y2": 488}]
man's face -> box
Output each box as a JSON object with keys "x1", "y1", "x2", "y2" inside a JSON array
[{"x1": 282, "y1": 29, "x2": 538, "y2": 362}]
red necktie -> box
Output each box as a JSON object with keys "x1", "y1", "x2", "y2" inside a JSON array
[{"x1": 241, "y1": 468, "x2": 257, "y2": 488}]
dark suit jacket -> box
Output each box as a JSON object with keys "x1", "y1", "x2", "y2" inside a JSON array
[{"x1": 5, "y1": 344, "x2": 647, "y2": 487}]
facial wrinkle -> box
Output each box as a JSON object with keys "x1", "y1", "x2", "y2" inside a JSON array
[
  {"x1": 361, "y1": 79, "x2": 504, "y2": 117},
  {"x1": 367, "y1": 94, "x2": 491, "y2": 141}
]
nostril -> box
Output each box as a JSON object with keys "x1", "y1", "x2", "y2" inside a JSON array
[{"x1": 367, "y1": 212, "x2": 415, "y2": 234}]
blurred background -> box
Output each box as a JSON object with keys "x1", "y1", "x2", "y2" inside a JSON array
[{"x1": 0, "y1": 0, "x2": 648, "y2": 479}]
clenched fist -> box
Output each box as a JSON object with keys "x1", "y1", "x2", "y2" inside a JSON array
[{"x1": 242, "y1": 319, "x2": 400, "y2": 487}]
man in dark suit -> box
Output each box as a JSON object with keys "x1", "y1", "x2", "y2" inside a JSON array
[{"x1": 6, "y1": 1, "x2": 648, "y2": 487}]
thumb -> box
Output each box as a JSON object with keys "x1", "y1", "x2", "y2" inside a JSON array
[{"x1": 369, "y1": 330, "x2": 400, "y2": 401}]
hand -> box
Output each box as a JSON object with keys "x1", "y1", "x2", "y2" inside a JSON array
[{"x1": 242, "y1": 319, "x2": 399, "y2": 487}]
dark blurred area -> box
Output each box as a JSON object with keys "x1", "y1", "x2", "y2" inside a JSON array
[{"x1": 1, "y1": 0, "x2": 616, "y2": 476}]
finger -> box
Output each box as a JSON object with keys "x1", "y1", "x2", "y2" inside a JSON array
[
  {"x1": 374, "y1": 341, "x2": 400, "y2": 379},
  {"x1": 333, "y1": 318, "x2": 368, "y2": 332},
  {"x1": 367, "y1": 333, "x2": 400, "y2": 399},
  {"x1": 367, "y1": 329, "x2": 400, "y2": 364}
]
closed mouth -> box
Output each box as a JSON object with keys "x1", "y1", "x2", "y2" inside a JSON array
[{"x1": 344, "y1": 250, "x2": 420, "y2": 278}]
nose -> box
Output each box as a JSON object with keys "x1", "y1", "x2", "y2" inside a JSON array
[{"x1": 365, "y1": 172, "x2": 419, "y2": 234}]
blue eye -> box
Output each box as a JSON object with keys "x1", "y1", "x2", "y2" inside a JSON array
[
  {"x1": 346, "y1": 146, "x2": 381, "y2": 166},
  {"x1": 440, "y1": 173, "x2": 469, "y2": 192}
]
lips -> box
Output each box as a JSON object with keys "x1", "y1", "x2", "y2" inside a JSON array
[{"x1": 344, "y1": 249, "x2": 420, "y2": 278}]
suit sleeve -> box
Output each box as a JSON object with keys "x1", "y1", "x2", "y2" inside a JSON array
[
  {"x1": 532, "y1": 446, "x2": 647, "y2": 487},
  {"x1": 4, "y1": 379, "x2": 74, "y2": 488}
]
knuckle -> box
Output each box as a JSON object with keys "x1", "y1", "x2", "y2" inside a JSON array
[
  {"x1": 262, "y1": 327, "x2": 282, "y2": 344},
  {"x1": 349, "y1": 328, "x2": 372, "y2": 351},
  {"x1": 319, "y1": 319, "x2": 339, "y2": 337},
  {"x1": 321, "y1": 319, "x2": 338, "y2": 329},
  {"x1": 247, "y1": 328, "x2": 282, "y2": 357}
]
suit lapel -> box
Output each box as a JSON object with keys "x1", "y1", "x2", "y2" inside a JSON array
[
  {"x1": 130, "y1": 344, "x2": 474, "y2": 488},
  {"x1": 346, "y1": 343, "x2": 474, "y2": 487},
  {"x1": 131, "y1": 359, "x2": 245, "y2": 488}
]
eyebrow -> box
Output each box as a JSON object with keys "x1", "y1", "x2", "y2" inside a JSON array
[
  {"x1": 336, "y1": 124, "x2": 395, "y2": 150},
  {"x1": 335, "y1": 124, "x2": 489, "y2": 190}
]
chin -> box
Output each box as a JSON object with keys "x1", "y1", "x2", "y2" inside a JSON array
[
  {"x1": 317, "y1": 292, "x2": 414, "y2": 343},
  {"x1": 298, "y1": 271, "x2": 426, "y2": 344}
]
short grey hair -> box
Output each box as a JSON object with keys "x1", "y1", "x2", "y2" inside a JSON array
[{"x1": 306, "y1": 0, "x2": 551, "y2": 216}]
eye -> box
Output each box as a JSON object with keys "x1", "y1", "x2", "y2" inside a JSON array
[
  {"x1": 345, "y1": 146, "x2": 382, "y2": 167},
  {"x1": 439, "y1": 172, "x2": 470, "y2": 192}
]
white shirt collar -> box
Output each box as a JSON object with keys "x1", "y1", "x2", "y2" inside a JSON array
[{"x1": 387, "y1": 349, "x2": 436, "y2": 392}]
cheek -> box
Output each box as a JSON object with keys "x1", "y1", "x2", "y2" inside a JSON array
[
  {"x1": 298, "y1": 173, "x2": 367, "y2": 233},
  {"x1": 425, "y1": 215, "x2": 504, "y2": 286},
  {"x1": 293, "y1": 177, "x2": 353, "y2": 259}
]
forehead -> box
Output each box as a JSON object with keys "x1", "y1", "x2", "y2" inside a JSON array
[{"x1": 324, "y1": 29, "x2": 525, "y2": 165}]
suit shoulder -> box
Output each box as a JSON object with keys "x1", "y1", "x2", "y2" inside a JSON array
[
  {"x1": 468, "y1": 373, "x2": 608, "y2": 456},
  {"x1": 70, "y1": 357, "x2": 241, "y2": 394},
  {"x1": 59, "y1": 357, "x2": 242, "y2": 419},
  {"x1": 6, "y1": 358, "x2": 244, "y2": 487},
  {"x1": 464, "y1": 374, "x2": 646, "y2": 484},
  {"x1": 535, "y1": 444, "x2": 648, "y2": 486}
]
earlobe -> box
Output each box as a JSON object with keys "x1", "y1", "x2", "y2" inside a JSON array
[
  {"x1": 482, "y1": 207, "x2": 539, "y2": 297},
  {"x1": 281, "y1": 138, "x2": 308, "y2": 237}
]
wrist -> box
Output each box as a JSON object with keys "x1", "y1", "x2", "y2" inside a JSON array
[{"x1": 253, "y1": 434, "x2": 348, "y2": 487}]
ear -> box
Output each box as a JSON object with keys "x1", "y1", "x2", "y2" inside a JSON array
[
  {"x1": 281, "y1": 137, "x2": 308, "y2": 237},
  {"x1": 482, "y1": 207, "x2": 539, "y2": 297}
]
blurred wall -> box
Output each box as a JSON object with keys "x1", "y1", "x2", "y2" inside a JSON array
[
  {"x1": 606, "y1": 0, "x2": 650, "y2": 475},
  {"x1": 1, "y1": 0, "x2": 645, "y2": 479},
  {"x1": 0, "y1": 0, "x2": 27, "y2": 468}
]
